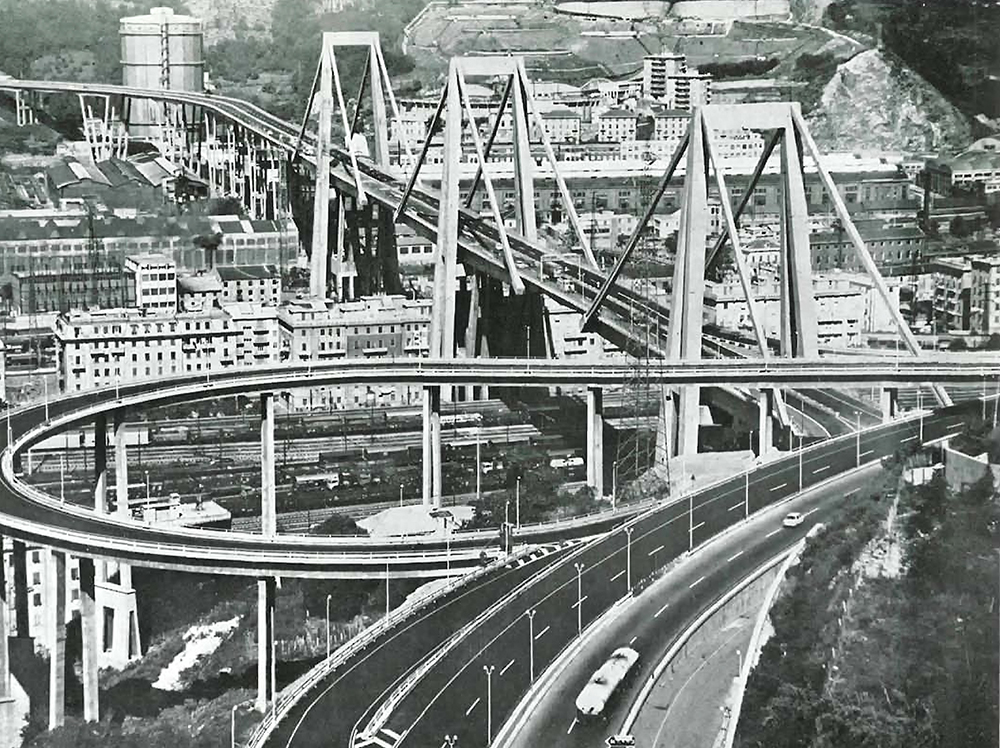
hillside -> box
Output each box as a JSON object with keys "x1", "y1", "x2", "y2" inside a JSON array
[{"x1": 806, "y1": 48, "x2": 971, "y2": 153}]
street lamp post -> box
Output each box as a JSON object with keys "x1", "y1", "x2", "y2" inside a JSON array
[
  {"x1": 443, "y1": 736, "x2": 458, "y2": 748},
  {"x1": 797, "y1": 432, "x2": 803, "y2": 492},
  {"x1": 325, "y1": 594, "x2": 332, "y2": 659},
  {"x1": 231, "y1": 702, "x2": 240, "y2": 748},
  {"x1": 526, "y1": 609, "x2": 537, "y2": 682},
  {"x1": 483, "y1": 664, "x2": 495, "y2": 744},
  {"x1": 475, "y1": 427, "x2": 481, "y2": 502},
  {"x1": 515, "y1": 476, "x2": 521, "y2": 529},
  {"x1": 624, "y1": 526, "x2": 633, "y2": 591},
  {"x1": 917, "y1": 389, "x2": 924, "y2": 443},
  {"x1": 145, "y1": 470, "x2": 150, "y2": 501},
  {"x1": 855, "y1": 411, "x2": 861, "y2": 467},
  {"x1": 399, "y1": 483, "x2": 404, "y2": 508},
  {"x1": 43, "y1": 377, "x2": 49, "y2": 421},
  {"x1": 612, "y1": 460, "x2": 617, "y2": 511},
  {"x1": 385, "y1": 561, "x2": 390, "y2": 617},
  {"x1": 574, "y1": 562, "x2": 585, "y2": 636},
  {"x1": 504, "y1": 500, "x2": 510, "y2": 555},
  {"x1": 60, "y1": 454, "x2": 65, "y2": 503}
]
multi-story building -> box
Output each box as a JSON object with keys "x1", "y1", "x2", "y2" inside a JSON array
[
  {"x1": 531, "y1": 107, "x2": 582, "y2": 144},
  {"x1": 643, "y1": 54, "x2": 688, "y2": 100},
  {"x1": 641, "y1": 54, "x2": 711, "y2": 109},
  {"x1": 54, "y1": 304, "x2": 283, "y2": 393},
  {"x1": 278, "y1": 295, "x2": 431, "y2": 410},
  {"x1": 0, "y1": 215, "x2": 298, "y2": 276},
  {"x1": 810, "y1": 224, "x2": 927, "y2": 274},
  {"x1": 125, "y1": 254, "x2": 177, "y2": 313},
  {"x1": 930, "y1": 257, "x2": 972, "y2": 331},
  {"x1": 970, "y1": 256, "x2": 1000, "y2": 334},
  {"x1": 709, "y1": 271, "x2": 902, "y2": 347},
  {"x1": 653, "y1": 109, "x2": 690, "y2": 144},
  {"x1": 3, "y1": 543, "x2": 141, "y2": 669},
  {"x1": 1, "y1": 266, "x2": 134, "y2": 315},
  {"x1": 578, "y1": 211, "x2": 639, "y2": 250},
  {"x1": 597, "y1": 109, "x2": 639, "y2": 143},
  {"x1": 217, "y1": 265, "x2": 281, "y2": 305},
  {"x1": 177, "y1": 271, "x2": 223, "y2": 311}
]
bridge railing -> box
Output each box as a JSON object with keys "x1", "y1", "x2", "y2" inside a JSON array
[{"x1": 241, "y1": 545, "x2": 539, "y2": 748}]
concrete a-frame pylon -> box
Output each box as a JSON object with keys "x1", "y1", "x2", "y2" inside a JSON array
[
  {"x1": 304, "y1": 32, "x2": 411, "y2": 300},
  {"x1": 397, "y1": 55, "x2": 598, "y2": 363},
  {"x1": 585, "y1": 102, "x2": 942, "y2": 461}
]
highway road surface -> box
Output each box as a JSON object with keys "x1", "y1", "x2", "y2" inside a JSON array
[
  {"x1": 264, "y1": 542, "x2": 574, "y2": 748},
  {"x1": 360, "y1": 406, "x2": 971, "y2": 748},
  {"x1": 502, "y1": 464, "x2": 880, "y2": 748}
]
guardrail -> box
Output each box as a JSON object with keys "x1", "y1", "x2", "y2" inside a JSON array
[{"x1": 242, "y1": 545, "x2": 539, "y2": 748}]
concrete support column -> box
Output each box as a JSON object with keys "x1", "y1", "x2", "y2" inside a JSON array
[
  {"x1": 94, "y1": 414, "x2": 107, "y2": 516},
  {"x1": 255, "y1": 577, "x2": 276, "y2": 713},
  {"x1": 422, "y1": 387, "x2": 433, "y2": 507},
  {"x1": 431, "y1": 388, "x2": 443, "y2": 508},
  {"x1": 0, "y1": 533, "x2": 9, "y2": 699},
  {"x1": 879, "y1": 387, "x2": 898, "y2": 424},
  {"x1": 757, "y1": 389, "x2": 775, "y2": 456},
  {"x1": 261, "y1": 393, "x2": 276, "y2": 537},
  {"x1": 79, "y1": 557, "x2": 99, "y2": 721},
  {"x1": 11, "y1": 542, "x2": 28, "y2": 639},
  {"x1": 586, "y1": 387, "x2": 604, "y2": 498},
  {"x1": 47, "y1": 550, "x2": 66, "y2": 730},
  {"x1": 114, "y1": 411, "x2": 132, "y2": 588}
]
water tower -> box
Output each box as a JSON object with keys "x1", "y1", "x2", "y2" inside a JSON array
[{"x1": 120, "y1": 6, "x2": 203, "y2": 140}]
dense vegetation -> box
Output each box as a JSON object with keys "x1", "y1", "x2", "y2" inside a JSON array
[
  {"x1": 736, "y1": 432, "x2": 1000, "y2": 748},
  {"x1": 823, "y1": 0, "x2": 1000, "y2": 117}
]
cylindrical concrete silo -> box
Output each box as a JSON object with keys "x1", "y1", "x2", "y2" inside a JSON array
[{"x1": 120, "y1": 6, "x2": 203, "y2": 140}]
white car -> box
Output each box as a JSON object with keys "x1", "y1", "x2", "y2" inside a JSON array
[{"x1": 782, "y1": 512, "x2": 804, "y2": 528}]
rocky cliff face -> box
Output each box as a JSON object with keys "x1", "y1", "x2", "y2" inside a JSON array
[{"x1": 806, "y1": 48, "x2": 971, "y2": 153}]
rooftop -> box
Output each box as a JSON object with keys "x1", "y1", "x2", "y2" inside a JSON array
[{"x1": 217, "y1": 264, "x2": 280, "y2": 282}]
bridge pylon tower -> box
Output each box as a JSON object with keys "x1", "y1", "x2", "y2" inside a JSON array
[
  {"x1": 304, "y1": 31, "x2": 410, "y2": 300},
  {"x1": 583, "y1": 102, "x2": 946, "y2": 461},
  {"x1": 397, "y1": 56, "x2": 596, "y2": 372}
]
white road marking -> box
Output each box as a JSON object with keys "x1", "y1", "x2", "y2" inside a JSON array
[
  {"x1": 629, "y1": 636, "x2": 638, "y2": 645},
  {"x1": 845, "y1": 489, "x2": 859, "y2": 497},
  {"x1": 901, "y1": 435, "x2": 918, "y2": 443},
  {"x1": 812, "y1": 465, "x2": 830, "y2": 475},
  {"x1": 567, "y1": 717, "x2": 578, "y2": 734},
  {"x1": 727, "y1": 550, "x2": 744, "y2": 562},
  {"x1": 654, "y1": 601, "x2": 670, "y2": 618},
  {"x1": 728, "y1": 501, "x2": 743, "y2": 512},
  {"x1": 766, "y1": 528, "x2": 781, "y2": 538},
  {"x1": 770, "y1": 483, "x2": 787, "y2": 492},
  {"x1": 500, "y1": 658, "x2": 515, "y2": 676},
  {"x1": 610, "y1": 570, "x2": 625, "y2": 582},
  {"x1": 383, "y1": 728, "x2": 401, "y2": 740},
  {"x1": 534, "y1": 625, "x2": 550, "y2": 640},
  {"x1": 861, "y1": 449, "x2": 875, "y2": 457},
  {"x1": 648, "y1": 544, "x2": 664, "y2": 557},
  {"x1": 466, "y1": 698, "x2": 480, "y2": 716},
  {"x1": 803, "y1": 508, "x2": 818, "y2": 518},
  {"x1": 689, "y1": 575, "x2": 705, "y2": 589},
  {"x1": 691, "y1": 521, "x2": 705, "y2": 531},
  {"x1": 571, "y1": 595, "x2": 588, "y2": 609}
]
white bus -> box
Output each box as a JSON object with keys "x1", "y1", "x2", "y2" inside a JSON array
[{"x1": 575, "y1": 647, "x2": 640, "y2": 720}]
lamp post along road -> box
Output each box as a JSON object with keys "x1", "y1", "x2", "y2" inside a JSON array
[
  {"x1": 625, "y1": 526, "x2": 633, "y2": 591},
  {"x1": 483, "y1": 664, "x2": 495, "y2": 744},
  {"x1": 515, "y1": 476, "x2": 521, "y2": 529},
  {"x1": 325, "y1": 594, "x2": 332, "y2": 659},
  {"x1": 855, "y1": 412, "x2": 861, "y2": 467},
  {"x1": 526, "y1": 609, "x2": 537, "y2": 682},
  {"x1": 574, "y1": 562, "x2": 585, "y2": 636}
]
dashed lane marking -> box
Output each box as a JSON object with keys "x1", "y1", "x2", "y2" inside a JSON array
[
  {"x1": 466, "y1": 698, "x2": 480, "y2": 716},
  {"x1": 654, "y1": 601, "x2": 670, "y2": 618},
  {"x1": 689, "y1": 575, "x2": 705, "y2": 589},
  {"x1": 727, "y1": 550, "x2": 744, "y2": 562},
  {"x1": 535, "y1": 625, "x2": 550, "y2": 641},
  {"x1": 500, "y1": 658, "x2": 515, "y2": 676},
  {"x1": 770, "y1": 483, "x2": 787, "y2": 492}
]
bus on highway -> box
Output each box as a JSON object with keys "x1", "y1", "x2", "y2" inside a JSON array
[{"x1": 575, "y1": 647, "x2": 640, "y2": 720}]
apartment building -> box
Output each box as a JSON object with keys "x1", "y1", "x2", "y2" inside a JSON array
[
  {"x1": 597, "y1": 109, "x2": 639, "y2": 143},
  {"x1": 125, "y1": 254, "x2": 177, "y2": 313},
  {"x1": 54, "y1": 304, "x2": 283, "y2": 393},
  {"x1": 278, "y1": 295, "x2": 431, "y2": 411},
  {"x1": 930, "y1": 257, "x2": 973, "y2": 331},
  {"x1": 970, "y1": 255, "x2": 1000, "y2": 334}
]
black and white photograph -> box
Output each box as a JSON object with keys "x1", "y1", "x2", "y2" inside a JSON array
[{"x1": 0, "y1": 0, "x2": 996, "y2": 745}]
